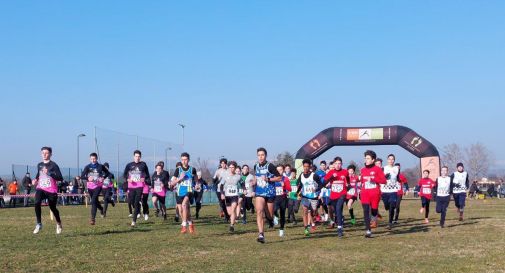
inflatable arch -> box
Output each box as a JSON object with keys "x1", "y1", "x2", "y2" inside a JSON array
[{"x1": 294, "y1": 125, "x2": 440, "y2": 180}]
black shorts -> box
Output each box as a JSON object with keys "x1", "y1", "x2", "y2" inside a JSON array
[
  {"x1": 176, "y1": 193, "x2": 193, "y2": 205},
  {"x1": 225, "y1": 196, "x2": 239, "y2": 206},
  {"x1": 256, "y1": 195, "x2": 275, "y2": 203}
]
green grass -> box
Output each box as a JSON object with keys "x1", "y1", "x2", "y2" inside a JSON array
[{"x1": 1, "y1": 198, "x2": 504, "y2": 273}]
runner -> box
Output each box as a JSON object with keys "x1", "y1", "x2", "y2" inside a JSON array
[
  {"x1": 296, "y1": 159, "x2": 323, "y2": 237},
  {"x1": 393, "y1": 163, "x2": 407, "y2": 224},
  {"x1": 251, "y1": 147, "x2": 282, "y2": 244},
  {"x1": 346, "y1": 164, "x2": 359, "y2": 226},
  {"x1": 273, "y1": 165, "x2": 291, "y2": 237},
  {"x1": 360, "y1": 150, "x2": 387, "y2": 238},
  {"x1": 213, "y1": 159, "x2": 229, "y2": 221},
  {"x1": 102, "y1": 163, "x2": 115, "y2": 218},
  {"x1": 194, "y1": 171, "x2": 208, "y2": 220},
  {"x1": 170, "y1": 153, "x2": 197, "y2": 234},
  {"x1": 287, "y1": 169, "x2": 300, "y2": 225},
  {"x1": 435, "y1": 166, "x2": 452, "y2": 228},
  {"x1": 241, "y1": 165, "x2": 255, "y2": 224},
  {"x1": 315, "y1": 161, "x2": 328, "y2": 223},
  {"x1": 324, "y1": 157, "x2": 348, "y2": 237},
  {"x1": 220, "y1": 161, "x2": 243, "y2": 232},
  {"x1": 235, "y1": 165, "x2": 245, "y2": 224},
  {"x1": 123, "y1": 150, "x2": 151, "y2": 227},
  {"x1": 381, "y1": 154, "x2": 401, "y2": 229},
  {"x1": 81, "y1": 153, "x2": 106, "y2": 225},
  {"x1": 151, "y1": 163, "x2": 170, "y2": 221},
  {"x1": 32, "y1": 147, "x2": 64, "y2": 234},
  {"x1": 451, "y1": 163, "x2": 469, "y2": 221},
  {"x1": 418, "y1": 170, "x2": 436, "y2": 224}
]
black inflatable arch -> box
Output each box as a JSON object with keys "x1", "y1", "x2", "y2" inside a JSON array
[{"x1": 294, "y1": 125, "x2": 440, "y2": 180}]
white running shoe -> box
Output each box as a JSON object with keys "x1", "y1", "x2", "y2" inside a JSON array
[
  {"x1": 279, "y1": 229, "x2": 285, "y2": 237},
  {"x1": 273, "y1": 216, "x2": 279, "y2": 226},
  {"x1": 128, "y1": 214, "x2": 133, "y2": 218},
  {"x1": 144, "y1": 214, "x2": 149, "y2": 221},
  {"x1": 131, "y1": 221, "x2": 136, "y2": 227},
  {"x1": 33, "y1": 224, "x2": 42, "y2": 234},
  {"x1": 137, "y1": 214, "x2": 141, "y2": 219},
  {"x1": 56, "y1": 224, "x2": 62, "y2": 235},
  {"x1": 323, "y1": 214, "x2": 329, "y2": 222}
]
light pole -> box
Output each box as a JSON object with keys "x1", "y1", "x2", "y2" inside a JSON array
[
  {"x1": 178, "y1": 123, "x2": 186, "y2": 148},
  {"x1": 165, "y1": 147, "x2": 172, "y2": 171},
  {"x1": 77, "y1": 133, "x2": 86, "y2": 175}
]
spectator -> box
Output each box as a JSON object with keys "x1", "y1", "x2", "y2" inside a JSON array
[
  {"x1": 22, "y1": 172, "x2": 32, "y2": 207},
  {"x1": 469, "y1": 180, "x2": 479, "y2": 199},
  {"x1": 77, "y1": 176, "x2": 85, "y2": 204},
  {"x1": 71, "y1": 178, "x2": 79, "y2": 204},
  {"x1": 58, "y1": 180, "x2": 69, "y2": 205},
  {"x1": 8, "y1": 180, "x2": 19, "y2": 208},
  {"x1": 414, "y1": 185, "x2": 420, "y2": 198},
  {"x1": 487, "y1": 183, "x2": 496, "y2": 198},
  {"x1": 498, "y1": 179, "x2": 505, "y2": 199},
  {"x1": 0, "y1": 178, "x2": 5, "y2": 208}
]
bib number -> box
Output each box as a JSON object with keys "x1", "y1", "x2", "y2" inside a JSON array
[
  {"x1": 347, "y1": 188, "x2": 355, "y2": 196},
  {"x1": 422, "y1": 188, "x2": 431, "y2": 195},
  {"x1": 39, "y1": 177, "x2": 51, "y2": 188},
  {"x1": 257, "y1": 178, "x2": 267, "y2": 188},
  {"x1": 364, "y1": 181, "x2": 376, "y2": 190},
  {"x1": 154, "y1": 182, "x2": 163, "y2": 192},
  {"x1": 275, "y1": 186, "x2": 284, "y2": 196},
  {"x1": 225, "y1": 185, "x2": 237, "y2": 196},
  {"x1": 131, "y1": 174, "x2": 141, "y2": 182},
  {"x1": 331, "y1": 183, "x2": 344, "y2": 193}
]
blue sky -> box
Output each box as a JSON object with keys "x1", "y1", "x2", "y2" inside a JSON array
[{"x1": 1, "y1": 1, "x2": 504, "y2": 174}]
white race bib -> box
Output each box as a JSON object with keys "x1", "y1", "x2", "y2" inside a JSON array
[
  {"x1": 154, "y1": 181, "x2": 163, "y2": 192},
  {"x1": 39, "y1": 176, "x2": 51, "y2": 188},
  {"x1": 422, "y1": 188, "x2": 431, "y2": 195},
  {"x1": 347, "y1": 188, "x2": 355, "y2": 195},
  {"x1": 131, "y1": 173, "x2": 141, "y2": 182},
  {"x1": 275, "y1": 186, "x2": 284, "y2": 196},
  {"x1": 364, "y1": 181, "x2": 376, "y2": 190},
  {"x1": 257, "y1": 178, "x2": 267, "y2": 188},
  {"x1": 331, "y1": 183, "x2": 344, "y2": 193},
  {"x1": 225, "y1": 185, "x2": 238, "y2": 196}
]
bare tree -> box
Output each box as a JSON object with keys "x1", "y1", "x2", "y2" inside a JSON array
[
  {"x1": 442, "y1": 143, "x2": 466, "y2": 172},
  {"x1": 194, "y1": 157, "x2": 213, "y2": 185},
  {"x1": 403, "y1": 165, "x2": 421, "y2": 188},
  {"x1": 465, "y1": 142, "x2": 493, "y2": 180},
  {"x1": 273, "y1": 151, "x2": 295, "y2": 167}
]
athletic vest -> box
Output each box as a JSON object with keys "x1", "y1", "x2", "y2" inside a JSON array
[
  {"x1": 301, "y1": 173, "x2": 318, "y2": 199},
  {"x1": 437, "y1": 176, "x2": 451, "y2": 197},
  {"x1": 381, "y1": 165, "x2": 400, "y2": 193},
  {"x1": 177, "y1": 166, "x2": 194, "y2": 196},
  {"x1": 452, "y1": 171, "x2": 468, "y2": 194},
  {"x1": 254, "y1": 163, "x2": 275, "y2": 197}
]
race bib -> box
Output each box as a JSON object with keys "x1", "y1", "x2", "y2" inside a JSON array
[
  {"x1": 225, "y1": 185, "x2": 237, "y2": 196},
  {"x1": 181, "y1": 179, "x2": 191, "y2": 187},
  {"x1": 103, "y1": 178, "x2": 111, "y2": 187},
  {"x1": 275, "y1": 186, "x2": 284, "y2": 196},
  {"x1": 331, "y1": 183, "x2": 344, "y2": 193},
  {"x1": 364, "y1": 181, "x2": 376, "y2": 190},
  {"x1": 154, "y1": 181, "x2": 163, "y2": 192},
  {"x1": 131, "y1": 173, "x2": 141, "y2": 182},
  {"x1": 304, "y1": 185, "x2": 315, "y2": 194},
  {"x1": 347, "y1": 188, "x2": 355, "y2": 196},
  {"x1": 422, "y1": 188, "x2": 431, "y2": 195},
  {"x1": 257, "y1": 178, "x2": 267, "y2": 188},
  {"x1": 291, "y1": 186, "x2": 298, "y2": 193},
  {"x1": 39, "y1": 176, "x2": 51, "y2": 188}
]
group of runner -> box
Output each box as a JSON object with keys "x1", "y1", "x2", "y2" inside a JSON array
[{"x1": 30, "y1": 146, "x2": 469, "y2": 242}]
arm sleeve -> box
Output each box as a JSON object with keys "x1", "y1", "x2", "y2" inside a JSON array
[
  {"x1": 268, "y1": 164, "x2": 281, "y2": 177},
  {"x1": 123, "y1": 164, "x2": 130, "y2": 180},
  {"x1": 35, "y1": 164, "x2": 40, "y2": 180},
  {"x1": 143, "y1": 163, "x2": 151, "y2": 186},
  {"x1": 296, "y1": 175, "x2": 302, "y2": 195},
  {"x1": 80, "y1": 165, "x2": 89, "y2": 180},
  {"x1": 52, "y1": 163, "x2": 64, "y2": 181},
  {"x1": 465, "y1": 175, "x2": 470, "y2": 189}
]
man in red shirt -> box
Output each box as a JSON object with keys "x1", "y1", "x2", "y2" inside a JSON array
[
  {"x1": 360, "y1": 150, "x2": 387, "y2": 238},
  {"x1": 324, "y1": 157, "x2": 348, "y2": 237},
  {"x1": 418, "y1": 170, "x2": 436, "y2": 224}
]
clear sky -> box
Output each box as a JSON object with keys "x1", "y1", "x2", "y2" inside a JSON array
[{"x1": 1, "y1": 1, "x2": 504, "y2": 174}]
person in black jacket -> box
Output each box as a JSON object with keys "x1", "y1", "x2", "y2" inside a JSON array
[{"x1": 22, "y1": 173, "x2": 32, "y2": 207}]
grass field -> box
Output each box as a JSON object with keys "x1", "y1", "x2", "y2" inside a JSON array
[{"x1": 0, "y1": 198, "x2": 504, "y2": 273}]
